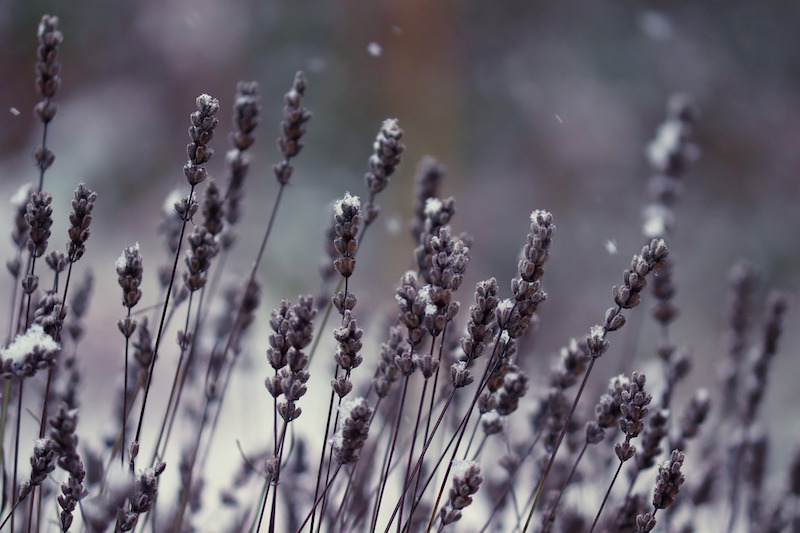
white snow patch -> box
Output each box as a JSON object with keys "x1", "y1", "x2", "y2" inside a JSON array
[
  {"x1": 0, "y1": 324, "x2": 60, "y2": 364},
  {"x1": 334, "y1": 192, "x2": 360, "y2": 218},
  {"x1": 451, "y1": 459, "x2": 479, "y2": 479},
  {"x1": 424, "y1": 197, "x2": 443, "y2": 218},
  {"x1": 115, "y1": 243, "x2": 140, "y2": 272}
]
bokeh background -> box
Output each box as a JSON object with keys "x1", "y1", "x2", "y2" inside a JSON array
[{"x1": 1, "y1": 0, "x2": 798, "y2": 525}]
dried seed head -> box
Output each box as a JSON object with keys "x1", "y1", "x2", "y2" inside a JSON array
[
  {"x1": 116, "y1": 244, "x2": 143, "y2": 309},
  {"x1": 364, "y1": 118, "x2": 405, "y2": 224},
  {"x1": 184, "y1": 94, "x2": 220, "y2": 186},
  {"x1": 332, "y1": 397, "x2": 372, "y2": 464},
  {"x1": 332, "y1": 193, "x2": 361, "y2": 278},
  {"x1": 26, "y1": 191, "x2": 53, "y2": 258},
  {"x1": 35, "y1": 15, "x2": 63, "y2": 124},
  {"x1": 67, "y1": 182, "x2": 97, "y2": 262},
  {"x1": 274, "y1": 71, "x2": 311, "y2": 184}
]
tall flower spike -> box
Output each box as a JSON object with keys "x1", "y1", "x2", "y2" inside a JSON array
[
  {"x1": 438, "y1": 460, "x2": 483, "y2": 526},
  {"x1": 410, "y1": 156, "x2": 445, "y2": 245},
  {"x1": 363, "y1": 118, "x2": 405, "y2": 224},
  {"x1": 504, "y1": 210, "x2": 554, "y2": 339},
  {"x1": 184, "y1": 94, "x2": 220, "y2": 187},
  {"x1": 223, "y1": 81, "x2": 260, "y2": 248},
  {"x1": 635, "y1": 450, "x2": 685, "y2": 532},
  {"x1": 67, "y1": 182, "x2": 97, "y2": 263},
  {"x1": 332, "y1": 397, "x2": 372, "y2": 464},
  {"x1": 34, "y1": 15, "x2": 63, "y2": 125},
  {"x1": 116, "y1": 244, "x2": 143, "y2": 310},
  {"x1": 26, "y1": 191, "x2": 54, "y2": 258},
  {"x1": 18, "y1": 437, "x2": 59, "y2": 502},
  {"x1": 332, "y1": 193, "x2": 361, "y2": 279},
  {"x1": 274, "y1": 71, "x2": 312, "y2": 184}
]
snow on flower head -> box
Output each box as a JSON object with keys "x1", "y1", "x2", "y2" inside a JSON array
[
  {"x1": 0, "y1": 324, "x2": 59, "y2": 365},
  {"x1": 418, "y1": 285, "x2": 437, "y2": 317},
  {"x1": 335, "y1": 192, "x2": 360, "y2": 218},
  {"x1": 115, "y1": 242, "x2": 140, "y2": 272},
  {"x1": 424, "y1": 197, "x2": 443, "y2": 218},
  {"x1": 451, "y1": 459, "x2": 479, "y2": 479},
  {"x1": 331, "y1": 396, "x2": 365, "y2": 449},
  {"x1": 496, "y1": 299, "x2": 513, "y2": 313}
]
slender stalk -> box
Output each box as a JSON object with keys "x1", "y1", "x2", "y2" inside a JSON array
[
  {"x1": 520, "y1": 357, "x2": 597, "y2": 533},
  {"x1": 371, "y1": 375, "x2": 410, "y2": 531},
  {"x1": 587, "y1": 459, "x2": 625, "y2": 533}
]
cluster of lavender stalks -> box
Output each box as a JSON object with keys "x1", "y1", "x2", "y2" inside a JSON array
[{"x1": 0, "y1": 13, "x2": 795, "y2": 533}]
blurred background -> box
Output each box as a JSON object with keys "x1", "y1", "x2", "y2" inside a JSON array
[{"x1": 1, "y1": 0, "x2": 798, "y2": 522}]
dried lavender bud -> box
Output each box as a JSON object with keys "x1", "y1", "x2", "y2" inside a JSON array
[
  {"x1": 417, "y1": 354, "x2": 439, "y2": 379},
  {"x1": 267, "y1": 299, "x2": 292, "y2": 370},
  {"x1": 673, "y1": 389, "x2": 710, "y2": 451},
  {"x1": 410, "y1": 156, "x2": 445, "y2": 245},
  {"x1": 586, "y1": 325, "x2": 610, "y2": 359},
  {"x1": 481, "y1": 414, "x2": 504, "y2": 436},
  {"x1": 363, "y1": 119, "x2": 405, "y2": 224},
  {"x1": 505, "y1": 210, "x2": 554, "y2": 338},
  {"x1": 35, "y1": 15, "x2": 63, "y2": 124},
  {"x1": 33, "y1": 292, "x2": 64, "y2": 338},
  {"x1": 331, "y1": 290, "x2": 357, "y2": 314},
  {"x1": 613, "y1": 239, "x2": 669, "y2": 310},
  {"x1": 332, "y1": 193, "x2": 361, "y2": 278},
  {"x1": 18, "y1": 436, "x2": 58, "y2": 501},
  {"x1": 652, "y1": 450, "x2": 685, "y2": 510},
  {"x1": 450, "y1": 361, "x2": 473, "y2": 388},
  {"x1": 651, "y1": 261, "x2": 678, "y2": 325},
  {"x1": 10, "y1": 184, "x2": 34, "y2": 252},
  {"x1": 26, "y1": 191, "x2": 53, "y2": 258},
  {"x1": 460, "y1": 278, "x2": 499, "y2": 361},
  {"x1": 66, "y1": 182, "x2": 97, "y2": 262},
  {"x1": 45, "y1": 250, "x2": 67, "y2": 274},
  {"x1": 396, "y1": 272, "x2": 427, "y2": 347},
  {"x1": 635, "y1": 450, "x2": 685, "y2": 532},
  {"x1": 595, "y1": 374, "x2": 630, "y2": 430},
  {"x1": 635, "y1": 409, "x2": 670, "y2": 472},
  {"x1": 495, "y1": 370, "x2": 529, "y2": 416},
  {"x1": 333, "y1": 310, "x2": 363, "y2": 371},
  {"x1": 231, "y1": 80, "x2": 260, "y2": 151},
  {"x1": 201, "y1": 179, "x2": 224, "y2": 236},
  {"x1": 415, "y1": 197, "x2": 458, "y2": 283},
  {"x1": 365, "y1": 118, "x2": 404, "y2": 195},
  {"x1": 331, "y1": 375, "x2": 353, "y2": 398},
  {"x1": 48, "y1": 402, "x2": 81, "y2": 476},
  {"x1": 742, "y1": 291, "x2": 789, "y2": 424},
  {"x1": 438, "y1": 460, "x2": 482, "y2": 526},
  {"x1": 117, "y1": 461, "x2": 166, "y2": 531},
  {"x1": 184, "y1": 94, "x2": 220, "y2": 186},
  {"x1": 585, "y1": 421, "x2": 605, "y2": 445},
  {"x1": 550, "y1": 338, "x2": 590, "y2": 390},
  {"x1": 58, "y1": 462, "x2": 88, "y2": 532},
  {"x1": 274, "y1": 71, "x2": 311, "y2": 184},
  {"x1": 616, "y1": 371, "x2": 652, "y2": 462},
  {"x1": 116, "y1": 244, "x2": 143, "y2": 309},
  {"x1": 333, "y1": 397, "x2": 372, "y2": 464},
  {"x1": 133, "y1": 317, "x2": 153, "y2": 369},
  {"x1": 183, "y1": 227, "x2": 219, "y2": 292}
]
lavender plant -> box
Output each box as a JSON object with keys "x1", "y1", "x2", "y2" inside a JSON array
[{"x1": 0, "y1": 13, "x2": 796, "y2": 533}]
